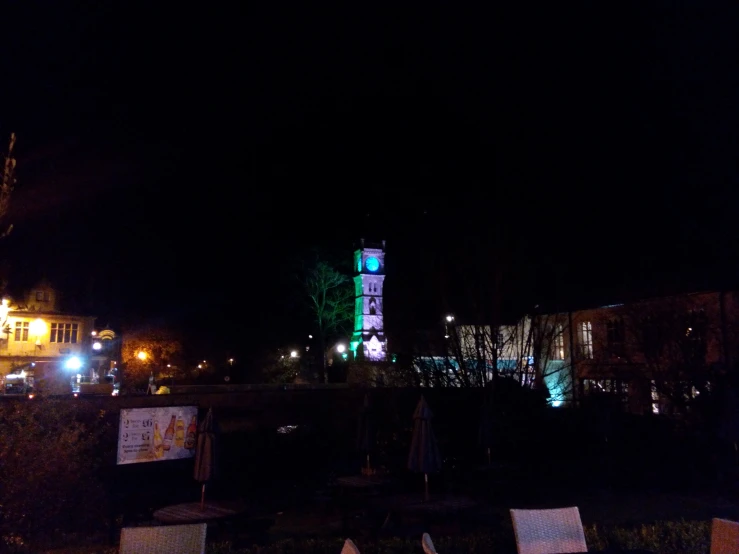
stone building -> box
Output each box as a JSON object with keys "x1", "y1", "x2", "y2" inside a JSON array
[{"x1": 0, "y1": 281, "x2": 117, "y2": 394}]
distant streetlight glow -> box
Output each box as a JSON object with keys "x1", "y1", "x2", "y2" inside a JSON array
[
  {"x1": 290, "y1": 350, "x2": 298, "y2": 358},
  {"x1": 336, "y1": 343, "x2": 346, "y2": 353},
  {"x1": 445, "y1": 315, "x2": 455, "y2": 323},
  {"x1": 92, "y1": 341, "x2": 102, "y2": 350},
  {"x1": 137, "y1": 351, "x2": 147, "y2": 361}
]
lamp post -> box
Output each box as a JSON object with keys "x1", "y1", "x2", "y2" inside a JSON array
[{"x1": 444, "y1": 314, "x2": 454, "y2": 339}]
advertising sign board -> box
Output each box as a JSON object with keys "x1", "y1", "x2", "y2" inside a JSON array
[{"x1": 117, "y1": 406, "x2": 198, "y2": 465}]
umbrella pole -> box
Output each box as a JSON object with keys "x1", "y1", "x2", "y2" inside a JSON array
[
  {"x1": 424, "y1": 473, "x2": 429, "y2": 502},
  {"x1": 200, "y1": 484, "x2": 205, "y2": 511}
]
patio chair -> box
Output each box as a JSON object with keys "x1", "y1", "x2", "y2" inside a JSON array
[
  {"x1": 711, "y1": 517, "x2": 739, "y2": 554},
  {"x1": 119, "y1": 523, "x2": 207, "y2": 554},
  {"x1": 422, "y1": 532, "x2": 439, "y2": 554},
  {"x1": 510, "y1": 507, "x2": 587, "y2": 554},
  {"x1": 341, "y1": 538, "x2": 361, "y2": 553}
]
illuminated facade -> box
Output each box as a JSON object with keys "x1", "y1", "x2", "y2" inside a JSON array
[
  {"x1": 0, "y1": 282, "x2": 106, "y2": 394},
  {"x1": 350, "y1": 239, "x2": 387, "y2": 361}
]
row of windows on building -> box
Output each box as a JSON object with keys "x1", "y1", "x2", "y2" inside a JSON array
[
  {"x1": 562, "y1": 312, "x2": 707, "y2": 361},
  {"x1": 13, "y1": 322, "x2": 79, "y2": 344},
  {"x1": 582, "y1": 377, "x2": 705, "y2": 415}
]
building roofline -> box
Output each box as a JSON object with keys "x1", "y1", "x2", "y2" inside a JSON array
[
  {"x1": 538, "y1": 288, "x2": 732, "y2": 315},
  {"x1": 7, "y1": 311, "x2": 96, "y2": 319}
]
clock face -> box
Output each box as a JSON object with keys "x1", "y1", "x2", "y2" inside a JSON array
[{"x1": 365, "y1": 257, "x2": 380, "y2": 272}]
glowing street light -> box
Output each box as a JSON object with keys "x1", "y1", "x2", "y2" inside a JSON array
[
  {"x1": 336, "y1": 343, "x2": 346, "y2": 354},
  {"x1": 137, "y1": 351, "x2": 147, "y2": 361},
  {"x1": 29, "y1": 318, "x2": 47, "y2": 346},
  {"x1": 29, "y1": 318, "x2": 47, "y2": 337},
  {"x1": 445, "y1": 315, "x2": 455, "y2": 323},
  {"x1": 65, "y1": 356, "x2": 82, "y2": 370},
  {"x1": 290, "y1": 351, "x2": 298, "y2": 358},
  {"x1": 92, "y1": 341, "x2": 102, "y2": 351}
]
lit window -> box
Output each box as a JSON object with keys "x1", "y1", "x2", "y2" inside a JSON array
[
  {"x1": 651, "y1": 380, "x2": 660, "y2": 414},
  {"x1": 50, "y1": 323, "x2": 79, "y2": 344},
  {"x1": 552, "y1": 325, "x2": 564, "y2": 360},
  {"x1": 578, "y1": 321, "x2": 593, "y2": 359},
  {"x1": 14, "y1": 321, "x2": 29, "y2": 342}
]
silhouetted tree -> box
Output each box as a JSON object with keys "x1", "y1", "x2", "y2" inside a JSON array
[
  {"x1": 120, "y1": 327, "x2": 185, "y2": 389},
  {"x1": 587, "y1": 294, "x2": 721, "y2": 419},
  {"x1": 409, "y1": 314, "x2": 574, "y2": 404},
  {"x1": 303, "y1": 260, "x2": 353, "y2": 383},
  {"x1": 0, "y1": 132, "x2": 17, "y2": 239},
  {"x1": 260, "y1": 347, "x2": 302, "y2": 384}
]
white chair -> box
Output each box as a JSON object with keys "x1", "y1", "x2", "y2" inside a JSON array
[
  {"x1": 119, "y1": 523, "x2": 207, "y2": 554},
  {"x1": 341, "y1": 538, "x2": 361, "y2": 554},
  {"x1": 510, "y1": 507, "x2": 587, "y2": 554},
  {"x1": 422, "y1": 532, "x2": 439, "y2": 554},
  {"x1": 711, "y1": 518, "x2": 739, "y2": 554}
]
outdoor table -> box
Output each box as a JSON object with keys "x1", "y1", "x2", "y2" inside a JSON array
[
  {"x1": 372, "y1": 493, "x2": 478, "y2": 537},
  {"x1": 397, "y1": 495, "x2": 477, "y2": 514},
  {"x1": 557, "y1": 551, "x2": 655, "y2": 553},
  {"x1": 152, "y1": 501, "x2": 242, "y2": 524},
  {"x1": 563, "y1": 551, "x2": 655, "y2": 554},
  {"x1": 334, "y1": 475, "x2": 393, "y2": 532},
  {"x1": 335, "y1": 475, "x2": 392, "y2": 488}
]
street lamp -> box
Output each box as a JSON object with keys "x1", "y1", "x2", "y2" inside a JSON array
[
  {"x1": 137, "y1": 351, "x2": 147, "y2": 361},
  {"x1": 336, "y1": 344, "x2": 346, "y2": 353},
  {"x1": 290, "y1": 350, "x2": 298, "y2": 358},
  {"x1": 29, "y1": 318, "x2": 47, "y2": 346},
  {"x1": 444, "y1": 314, "x2": 454, "y2": 340}
]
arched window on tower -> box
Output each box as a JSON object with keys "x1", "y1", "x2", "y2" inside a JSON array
[{"x1": 369, "y1": 298, "x2": 377, "y2": 315}]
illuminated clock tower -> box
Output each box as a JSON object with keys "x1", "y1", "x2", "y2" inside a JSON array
[{"x1": 350, "y1": 239, "x2": 387, "y2": 361}]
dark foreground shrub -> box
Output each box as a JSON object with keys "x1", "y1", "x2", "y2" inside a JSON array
[
  {"x1": 204, "y1": 520, "x2": 711, "y2": 554},
  {"x1": 585, "y1": 520, "x2": 710, "y2": 554},
  {"x1": 0, "y1": 398, "x2": 113, "y2": 550}
]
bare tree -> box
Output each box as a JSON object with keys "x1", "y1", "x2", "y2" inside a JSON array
[
  {"x1": 584, "y1": 293, "x2": 721, "y2": 418},
  {"x1": 409, "y1": 313, "x2": 575, "y2": 405},
  {"x1": 0, "y1": 133, "x2": 16, "y2": 239},
  {"x1": 304, "y1": 260, "x2": 354, "y2": 383}
]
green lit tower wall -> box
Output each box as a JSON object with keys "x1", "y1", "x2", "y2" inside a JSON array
[{"x1": 350, "y1": 239, "x2": 387, "y2": 361}]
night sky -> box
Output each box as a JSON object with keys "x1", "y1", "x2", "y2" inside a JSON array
[{"x1": 0, "y1": 2, "x2": 738, "y2": 364}]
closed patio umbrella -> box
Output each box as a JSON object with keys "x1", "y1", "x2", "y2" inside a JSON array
[
  {"x1": 194, "y1": 407, "x2": 218, "y2": 510},
  {"x1": 356, "y1": 393, "x2": 376, "y2": 473},
  {"x1": 407, "y1": 395, "x2": 442, "y2": 501}
]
